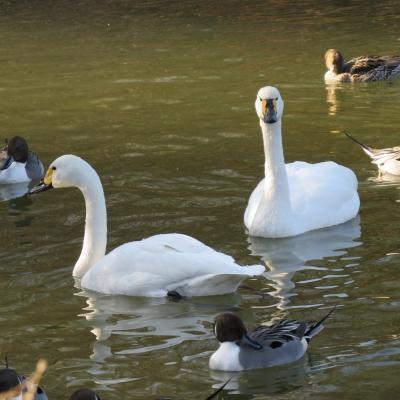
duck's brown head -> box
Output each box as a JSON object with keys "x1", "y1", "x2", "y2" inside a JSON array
[
  {"x1": 325, "y1": 49, "x2": 345, "y2": 74},
  {"x1": 7, "y1": 136, "x2": 29, "y2": 163}
]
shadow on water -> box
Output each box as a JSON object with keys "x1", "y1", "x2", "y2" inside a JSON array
[{"x1": 247, "y1": 218, "x2": 362, "y2": 310}]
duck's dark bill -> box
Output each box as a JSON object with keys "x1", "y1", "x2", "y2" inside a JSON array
[{"x1": 29, "y1": 183, "x2": 53, "y2": 195}]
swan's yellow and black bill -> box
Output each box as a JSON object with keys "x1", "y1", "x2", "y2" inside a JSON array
[
  {"x1": 29, "y1": 167, "x2": 54, "y2": 194},
  {"x1": 262, "y1": 98, "x2": 278, "y2": 124}
]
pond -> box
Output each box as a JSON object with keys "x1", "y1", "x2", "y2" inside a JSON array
[{"x1": 1, "y1": 1, "x2": 400, "y2": 398}]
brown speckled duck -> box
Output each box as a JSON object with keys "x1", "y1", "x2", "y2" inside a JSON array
[{"x1": 324, "y1": 49, "x2": 400, "y2": 83}]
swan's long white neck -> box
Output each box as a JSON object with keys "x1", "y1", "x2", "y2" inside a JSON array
[
  {"x1": 72, "y1": 167, "x2": 107, "y2": 278},
  {"x1": 260, "y1": 119, "x2": 292, "y2": 216}
]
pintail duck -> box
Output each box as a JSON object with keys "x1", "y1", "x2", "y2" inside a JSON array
[
  {"x1": 0, "y1": 368, "x2": 47, "y2": 400},
  {"x1": 324, "y1": 49, "x2": 400, "y2": 83},
  {"x1": 345, "y1": 132, "x2": 400, "y2": 175},
  {"x1": 0, "y1": 136, "x2": 44, "y2": 184},
  {"x1": 209, "y1": 308, "x2": 335, "y2": 371}
]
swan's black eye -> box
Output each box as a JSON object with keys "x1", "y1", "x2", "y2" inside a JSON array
[
  {"x1": 52, "y1": 166, "x2": 56, "y2": 171},
  {"x1": 259, "y1": 98, "x2": 262, "y2": 101},
  {"x1": 275, "y1": 97, "x2": 278, "y2": 100}
]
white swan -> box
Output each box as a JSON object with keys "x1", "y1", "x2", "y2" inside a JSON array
[
  {"x1": 31, "y1": 155, "x2": 264, "y2": 297},
  {"x1": 244, "y1": 86, "x2": 360, "y2": 238}
]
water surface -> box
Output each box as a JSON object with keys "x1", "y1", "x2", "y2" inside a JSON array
[{"x1": 1, "y1": 1, "x2": 400, "y2": 399}]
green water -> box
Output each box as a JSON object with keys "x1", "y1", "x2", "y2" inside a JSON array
[{"x1": 1, "y1": 1, "x2": 400, "y2": 398}]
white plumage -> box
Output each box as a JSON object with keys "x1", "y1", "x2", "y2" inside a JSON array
[
  {"x1": 31, "y1": 155, "x2": 264, "y2": 297},
  {"x1": 244, "y1": 86, "x2": 360, "y2": 238},
  {"x1": 345, "y1": 132, "x2": 400, "y2": 175},
  {"x1": 82, "y1": 233, "x2": 264, "y2": 297}
]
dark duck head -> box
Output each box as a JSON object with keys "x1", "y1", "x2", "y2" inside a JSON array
[
  {"x1": 214, "y1": 312, "x2": 263, "y2": 350},
  {"x1": 0, "y1": 368, "x2": 22, "y2": 399}
]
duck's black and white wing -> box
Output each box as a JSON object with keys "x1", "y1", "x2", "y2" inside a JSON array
[
  {"x1": 247, "y1": 307, "x2": 336, "y2": 349},
  {"x1": 25, "y1": 152, "x2": 45, "y2": 181},
  {"x1": 368, "y1": 146, "x2": 400, "y2": 166},
  {"x1": 247, "y1": 319, "x2": 310, "y2": 348}
]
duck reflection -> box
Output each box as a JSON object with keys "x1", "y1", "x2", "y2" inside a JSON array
[
  {"x1": 368, "y1": 172, "x2": 400, "y2": 186},
  {"x1": 209, "y1": 355, "x2": 313, "y2": 396},
  {"x1": 325, "y1": 83, "x2": 342, "y2": 116},
  {"x1": 77, "y1": 291, "x2": 242, "y2": 362},
  {"x1": 0, "y1": 182, "x2": 30, "y2": 202},
  {"x1": 0, "y1": 179, "x2": 42, "y2": 202},
  {"x1": 248, "y1": 218, "x2": 361, "y2": 310}
]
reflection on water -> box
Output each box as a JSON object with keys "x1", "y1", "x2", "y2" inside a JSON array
[
  {"x1": 0, "y1": 182, "x2": 30, "y2": 202},
  {"x1": 326, "y1": 83, "x2": 341, "y2": 116},
  {"x1": 0, "y1": 179, "x2": 42, "y2": 202},
  {"x1": 1, "y1": 1, "x2": 400, "y2": 399},
  {"x1": 248, "y1": 219, "x2": 362, "y2": 310},
  {"x1": 209, "y1": 356, "x2": 313, "y2": 396},
  {"x1": 78, "y1": 291, "x2": 241, "y2": 362}
]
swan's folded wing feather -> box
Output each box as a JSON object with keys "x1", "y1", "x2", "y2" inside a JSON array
[{"x1": 81, "y1": 233, "x2": 264, "y2": 296}]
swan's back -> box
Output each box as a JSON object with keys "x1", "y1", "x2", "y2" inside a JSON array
[
  {"x1": 81, "y1": 233, "x2": 264, "y2": 297},
  {"x1": 288, "y1": 161, "x2": 359, "y2": 231}
]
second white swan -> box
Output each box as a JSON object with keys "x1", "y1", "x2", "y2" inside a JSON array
[
  {"x1": 31, "y1": 155, "x2": 264, "y2": 297},
  {"x1": 244, "y1": 86, "x2": 360, "y2": 238}
]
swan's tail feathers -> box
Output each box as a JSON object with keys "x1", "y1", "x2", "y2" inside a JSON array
[
  {"x1": 344, "y1": 132, "x2": 374, "y2": 157},
  {"x1": 305, "y1": 305, "x2": 337, "y2": 342},
  {"x1": 243, "y1": 264, "x2": 265, "y2": 276},
  {"x1": 168, "y1": 270, "x2": 263, "y2": 297}
]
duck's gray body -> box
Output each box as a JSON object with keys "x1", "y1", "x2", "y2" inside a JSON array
[
  {"x1": 210, "y1": 318, "x2": 324, "y2": 371},
  {"x1": 25, "y1": 152, "x2": 45, "y2": 181},
  {"x1": 238, "y1": 321, "x2": 309, "y2": 370}
]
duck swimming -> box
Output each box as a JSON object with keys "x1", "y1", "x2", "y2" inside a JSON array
[
  {"x1": 324, "y1": 49, "x2": 400, "y2": 83},
  {"x1": 30, "y1": 155, "x2": 264, "y2": 297},
  {"x1": 209, "y1": 308, "x2": 334, "y2": 371},
  {"x1": 345, "y1": 132, "x2": 400, "y2": 175},
  {"x1": 0, "y1": 136, "x2": 44, "y2": 184},
  {"x1": 244, "y1": 86, "x2": 359, "y2": 238},
  {"x1": 0, "y1": 367, "x2": 47, "y2": 400}
]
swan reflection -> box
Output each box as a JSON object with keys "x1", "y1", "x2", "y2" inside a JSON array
[
  {"x1": 248, "y1": 218, "x2": 361, "y2": 309},
  {"x1": 77, "y1": 291, "x2": 241, "y2": 362}
]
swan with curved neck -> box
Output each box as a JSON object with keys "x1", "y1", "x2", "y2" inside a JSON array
[
  {"x1": 31, "y1": 155, "x2": 265, "y2": 297},
  {"x1": 244, "y1": 86, "x2": 360, "y2": 238}
]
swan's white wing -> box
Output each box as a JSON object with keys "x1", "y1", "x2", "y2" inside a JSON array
[
  {"x1": 81, "y1": 233, "x2": 264, "y2": 297},
  {"x1": 288, "y1": 161, "x2": 359, "y2": 230},
  {"x1": 244, "y1": 179, "x2": 265, "y2": 229}
]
